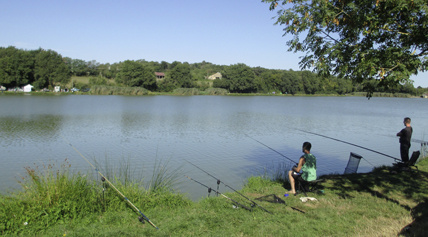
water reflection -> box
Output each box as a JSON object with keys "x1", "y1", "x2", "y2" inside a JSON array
[{"x1": 1, "y1": 94, "x2": 427, "y2": 200}]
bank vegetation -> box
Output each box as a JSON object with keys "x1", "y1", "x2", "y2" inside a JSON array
[{"x1": 1, "y1": 155, "x2": 427, "y2": 236}]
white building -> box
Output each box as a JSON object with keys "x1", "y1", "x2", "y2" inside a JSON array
[
  {"x1": 54, "y1": 86, "x2": 61, "y2": 92},
  {"x1": 207, "y1": 72, "x2": 222, "y2": 80},
  {"x1": 23, "y1": 84, "x2": 34, "y2": 92}
]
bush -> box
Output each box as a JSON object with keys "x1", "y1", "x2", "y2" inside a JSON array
[
  {"x1": 196, "y1": 81, "x2": 210, "y2": 91},
  {"x1": 156, "y1": 80, "x2": 176, "y2": 92}
]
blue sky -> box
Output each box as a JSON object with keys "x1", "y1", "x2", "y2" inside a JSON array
[{"x1": 1, "y1": 0, "x2": 427, "y2": 87}]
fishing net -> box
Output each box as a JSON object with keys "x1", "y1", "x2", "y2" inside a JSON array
[
  {"x1": 344, "y1": 152, "x2": 362, "y2": 174},
  {"x1": 410, "y1": 139, "x2": 427, "y2": 161},
  {"x1": 255, "y1": 194, "x2": 286, "y2": 204}
]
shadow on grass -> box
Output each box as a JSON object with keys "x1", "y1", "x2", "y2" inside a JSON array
[
  {"x1": 319, "y1": 166, "x2": 428, "y2": 236},
  {"x1": 398, "y1": 197, "x2": 428, "y2": 237}
]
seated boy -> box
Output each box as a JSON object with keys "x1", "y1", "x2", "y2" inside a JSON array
[{"x1": 287, "y1": 142, "x2": 317, "y2": 195}]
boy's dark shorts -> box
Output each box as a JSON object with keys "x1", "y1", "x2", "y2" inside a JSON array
[{"x1": 292, "y1": 172, "x2": 304, "y2": 182}]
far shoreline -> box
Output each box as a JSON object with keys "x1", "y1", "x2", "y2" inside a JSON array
[{"x1": 0, "y1": 90, "x2": 423, "y2": 98}]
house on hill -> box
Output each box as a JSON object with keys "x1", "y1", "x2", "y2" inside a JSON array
[
  {"x1": 207, "y1": 72, "x2": 222, "y2": 80},
  {"x1": 155, "y1": 72, "x2": 165, "y2": 80}
]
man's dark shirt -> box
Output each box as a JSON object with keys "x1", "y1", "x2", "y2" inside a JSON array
[{"x1": 398, "y1": 126, "x2": 413, "y2": 145}]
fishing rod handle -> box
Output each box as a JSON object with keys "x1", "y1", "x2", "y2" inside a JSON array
[{"x1": 224, "y1": 195, "x2": 252, "y2": 211}]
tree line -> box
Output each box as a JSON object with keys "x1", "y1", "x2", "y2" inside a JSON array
[{"x1": 0, "y1": 46, "x2": 425, "y2": 95}]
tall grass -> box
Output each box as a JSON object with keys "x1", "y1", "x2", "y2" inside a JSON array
[
  {"x1": 89, "y1": 156, "x2": 190, "y2": 212},
  {"x1": 147, "y1": 158, "x2": 185, "y2": 193},
  {"x1": 1, "y1": 159, "x2": 101, "y2": 234},
  {"x1": 268, "y1": 161, "x2": 294, "y2": 183},
  {"x1": 92, "y1": 155, "x2": 144, "y2": 188},
  {"x1": 0, "y1": 158, "x2": 190, "y2": 235},
  {"x1": 91, "y1": 155, "x2": 184, "y2": 193},
  {"x1": 352, "y1": 92, "x2": 412, "y2": 98},
  {"x1": 203, "y1": 88, "x2": 228, "y2": 95},
  {"x1": 90, "y1": 85, "x2": 149, "y2": 95},
  {"x1": 248, "y1": 161, "x2": 293, "y2": 184},
  {"x1": 172, "y1": 88, "x2": 200, "y2": 95}
]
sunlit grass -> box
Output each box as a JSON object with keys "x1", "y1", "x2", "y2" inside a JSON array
[{"x1": 70, "y1": 76, "x2": 91, "y2": 85}]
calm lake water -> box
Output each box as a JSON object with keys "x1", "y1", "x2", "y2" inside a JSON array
[{"x1": 1, "y1": 94, "x2": 427, "y2": 200}]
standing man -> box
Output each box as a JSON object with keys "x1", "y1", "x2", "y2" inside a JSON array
[
  {"x1": 397, "y1": 117, "x2": 413, "y2": 163},
  {"x1": 287, "y1": 142, "x2": 317, "y2": 195}
]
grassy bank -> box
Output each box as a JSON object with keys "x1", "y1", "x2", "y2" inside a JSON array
[
  {"x1": 1, "y1": 157, "x2": 427, "y2": 236},
  {"x1": 351, "y1": 92, "x2": 413, "y2": 98}
]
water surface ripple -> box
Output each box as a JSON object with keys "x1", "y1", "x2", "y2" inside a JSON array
[{"x1": 1, "y1": 94, "x2": 427, "y2": 200}]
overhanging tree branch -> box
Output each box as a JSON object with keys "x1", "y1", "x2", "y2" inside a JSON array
[{"x1": 263, "y1": 0, "x2": 428, "y2": 91}]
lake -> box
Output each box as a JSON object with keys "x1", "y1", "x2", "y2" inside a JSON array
[{"x1": 1, "y1": 94, "x2": 427, "y2": 200}]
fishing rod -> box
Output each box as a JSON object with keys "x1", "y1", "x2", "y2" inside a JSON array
[
  {"x1": 295, "y1": 129, "x2": 401, "y2": 162},
  {"x1": 184, "y1": 159, "x2": 272, "y2": 214},
  {"x1": 245, "y1": 134, "x2": 298, "y2": 165},
  {"x1": 382, "y1": 134, "x2": 428, "y2": 145},
  {"x1": 256, "y1": 194, "x2": 306, "y2": 214},
  {"x1": 184, "y1": 175, "x2": 252, "y2": 212},
  {"x1": 60, "y1": 135, "x2": 159, "y2": 230}
]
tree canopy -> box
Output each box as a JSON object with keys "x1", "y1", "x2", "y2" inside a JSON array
[
  {"x1": 215, "y1": 63, "x2": 257, "y2": 93},
  {"x1": 263, "y1": 0, "x2": 428, "y2": 94},
  {"x1": 115, "y1": 60, "x2": 157, "y2": 90},
  {"x1": 168, "y1": 62, "x2": 194, "y2": 88},
  {"x1": 0, "y1": 46, "x2": 34, "y2": 87},
  {"x1": 34, "y1": 49, "x2": 70, "y2": 88}
]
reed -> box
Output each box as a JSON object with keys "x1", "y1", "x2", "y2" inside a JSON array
[
  {"x1": 92, "y1": 155, "x2": 144, "y2": 188},
  {"x1": 1, "y1": 159, "x2": 101, "y2": 234},
  {"x1": 352, "y1": 92, "x2": 412, "y2": 98},
  {"x1": 203, "y1": 88, "x2": 228, "y2": 95},
  {"x1": 0, "y1": 158, "x2": 189, "y2": 235},
  {"x1": 172, "y1": 88, "x2": 200, "y2": 95},
  {"x1": 90, "y1": 86, "x2": 149, "y2": 95},
  {"x1": 373, "y1": 92, "x2": 411, "y2": 98},
  {"x1": 147, "y1": 158, "x2": 185, "y2": 193},
  {"x1": 268, "y1": 161, "x2": 294, "y2": 184}
]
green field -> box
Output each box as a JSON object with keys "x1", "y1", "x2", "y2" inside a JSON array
[{"x1": 70, "y1": 76, "x2": 91, "y2": 85}]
